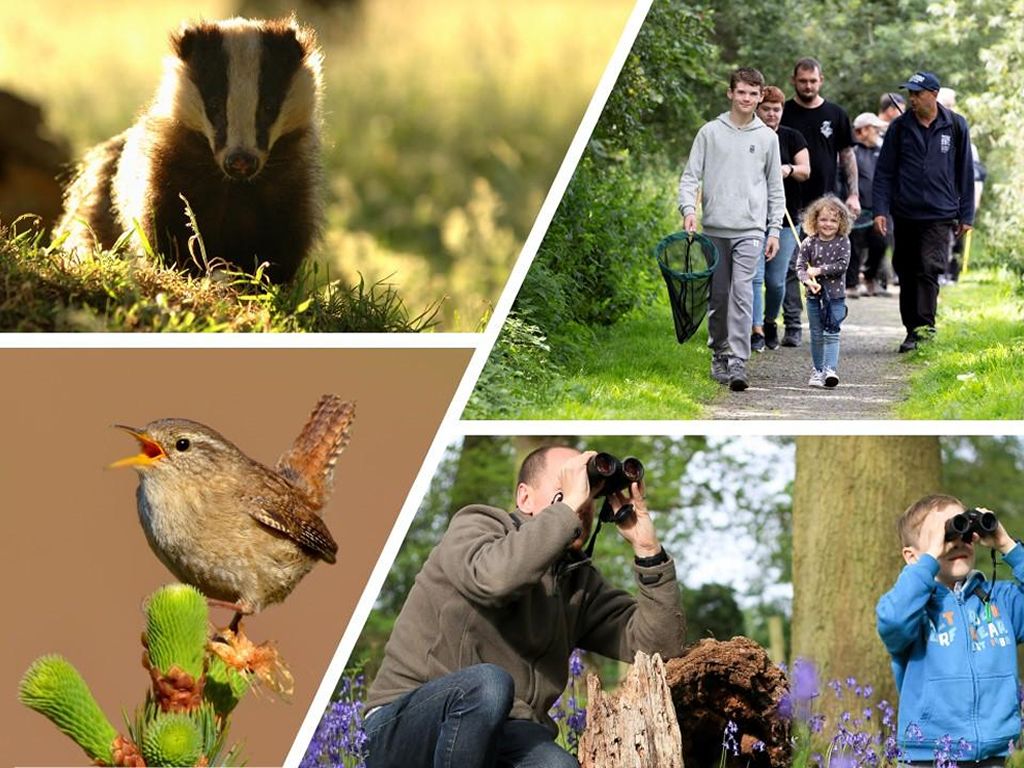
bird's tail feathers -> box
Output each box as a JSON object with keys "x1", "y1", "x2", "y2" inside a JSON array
[{"x1": 276, "y1": 395, "x2": 355, "y2": 508}]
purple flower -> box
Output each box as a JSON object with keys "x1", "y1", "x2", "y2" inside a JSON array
[
  {"x1": 752, "y1": 739, "x2": 766, "y2": 753},
  {"x1": 722, "y1": 719, "x2": 739, "y2": 756},
  {"x1": 792, "y1": 658, "x2": 819, "y2": 703},
  {"x1": 302, "y1": 670, "x2": 369, "y2": 768},
  {"x1": 884, "y1": 735, "x2": 903, "y2": 761},
  {"x1": 569, "y1": 648, "x2": 584, "y2": 678},
  {"x1": 906, "y1": 722, "x2": 925, "y2": 742}
]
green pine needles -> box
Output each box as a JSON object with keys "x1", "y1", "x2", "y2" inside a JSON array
[{"x1": 19, "y1": 583, "x2": 250, "y2": 766}]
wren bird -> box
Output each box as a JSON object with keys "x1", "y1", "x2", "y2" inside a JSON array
[{"x1": 111, "y1": 395, "x2": 355, "y2": 630}]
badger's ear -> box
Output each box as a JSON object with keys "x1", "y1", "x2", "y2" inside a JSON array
[
  {"x1": 171, "y1": 23, "x2": 221, "y2": 62},
  {"x1": 170, "y1": 24, "x2": 198, "y2": 61}
]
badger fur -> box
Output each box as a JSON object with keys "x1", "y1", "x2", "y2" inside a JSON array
[{"x1": 56, "y1": 17, "x2": 323, "y2": 283}]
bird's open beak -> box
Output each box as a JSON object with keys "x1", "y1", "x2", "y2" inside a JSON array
[{"x1": 109, "y1": 425, "x2": 167, "y2": 469}]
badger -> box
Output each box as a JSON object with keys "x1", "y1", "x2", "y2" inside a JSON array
[{"x1": 56, "y1": 17, "x2": 323, "y2": 283}]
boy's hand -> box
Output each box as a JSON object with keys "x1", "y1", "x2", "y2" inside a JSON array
[
  {"x1": 919, "y1": 511, "x2": 949, "y2": 561},
  {"x1": 976, "y1": 508, "x2": 1017, "y2": 555},
  {"x1": 684, "y1": 214, "x2": 697, "y2": 234}
]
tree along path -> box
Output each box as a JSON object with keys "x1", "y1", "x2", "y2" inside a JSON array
[{"x1": 708, "y1": 290, "x2": 910, "y2": 419}]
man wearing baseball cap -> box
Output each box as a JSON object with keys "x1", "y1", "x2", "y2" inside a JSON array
[
  {"x1": 849, "y1": 112, "x2": 889, "y2": 297},
  {"x1": 872, "y1": 71, "x2": 975, "y2": 353}
]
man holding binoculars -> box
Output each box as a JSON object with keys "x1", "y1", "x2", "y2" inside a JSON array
[
  {"x1": 876, "y1": 495, "x2": 1024, "y2": 764},
  {"x1": 363, "y1": 445, "x2": 685, "y2": 768}
]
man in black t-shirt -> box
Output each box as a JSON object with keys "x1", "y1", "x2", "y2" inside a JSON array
[{"x1": 778, "y1": 57, "x2": 860, "y2": 346}]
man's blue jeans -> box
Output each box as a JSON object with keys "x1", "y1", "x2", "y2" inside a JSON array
[
  {"x1": 365, "y1": 664, "x2": 578, "y2": 768},
  {"x1": 753, "y1": 226, "x2": 797, "y2": 328},
  {"x1": 806, "y1": 294, "x2": 846, "y2": 371}
]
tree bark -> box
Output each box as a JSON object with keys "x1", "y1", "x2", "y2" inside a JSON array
[
  {"x1": 791, "y1": 436, "x2": 942, "y2": 709},
  {"x1": 578, "y1": 652, "x2": 683, "y2": 768}
]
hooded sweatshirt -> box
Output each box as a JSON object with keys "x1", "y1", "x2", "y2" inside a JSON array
[
  {"x1": 876, "y1": 545, "x2": 1024, "y2": 761},
  {"x1": 678, "y1": 112, "x2": 784, "y2": 239}
]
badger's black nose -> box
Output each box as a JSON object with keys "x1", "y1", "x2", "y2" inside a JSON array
[{"x1": 224, "y1": 150, "x2": 260, "y2": 180}]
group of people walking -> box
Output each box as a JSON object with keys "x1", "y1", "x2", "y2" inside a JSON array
[{"x1": 679, "y1": 58, "x2": 976, "y2": 392}]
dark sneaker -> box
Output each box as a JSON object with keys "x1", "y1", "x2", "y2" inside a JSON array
[
  {"x1": 751, "y1": 332, "x2": 766, "y2": 353},
  {"x1": 727, "y1": 358, "x2": 748, "y2": 391},
  {"x1": 898, "y1": 332, "x2": 920, "y2": 353},
  {"x1": 781, "y1": 327, "x2": 802, "y2": 347},
  {"x1": 824, "y1": 368, "x2": 839, "y2": 388},
  {"x1": 711, "y1": 355, "x2": 729, "y2": 384},
  {"x1": 764, "y1": 322, "x2": 780, "y2": 350}
]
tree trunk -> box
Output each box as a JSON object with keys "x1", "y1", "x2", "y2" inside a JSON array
[
  {"x1": 578, "y1": 652, "x2": 683, "y2": 768},
  {"x1": 791, "y1": 436, "x2": 942, "y2": 710}
]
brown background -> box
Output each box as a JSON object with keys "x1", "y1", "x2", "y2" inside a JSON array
[{"x1": 0, "y1": 348, "x2": 469, "y2": 766}]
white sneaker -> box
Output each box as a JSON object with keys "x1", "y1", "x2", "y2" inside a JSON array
[
  {"x1": 824, "y1": 368, "x2": 840, "y2": 388},
  {"x1": 808, "y1": 369, "x2": 826, "y2": 388}
]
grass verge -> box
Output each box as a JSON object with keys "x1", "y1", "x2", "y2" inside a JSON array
[
  {"x1": 0, "y1": 223, "x2": 440, "y2": 332},
  {"x1": 469, "y1": 295, "x2": 719, "y2": 420},
  {"x1": 897, "y1": 269, "x2": 1024, "y2": 419}
]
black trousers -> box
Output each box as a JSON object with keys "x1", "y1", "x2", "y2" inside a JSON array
[
  {"x1": 891, "y1": 217, "x2": 955, "y2": 333},
  {"x1": 851, "y1": 226, "x2": 888, "y2": 284}
]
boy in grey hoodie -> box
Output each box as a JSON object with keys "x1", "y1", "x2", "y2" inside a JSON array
[{"x1": 679, "y1": 67, "x2": 785, "y2": 391}]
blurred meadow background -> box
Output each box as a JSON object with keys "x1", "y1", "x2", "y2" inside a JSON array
[{"x1": 0, "y1": 0, "x2": 632, "y2": 330}]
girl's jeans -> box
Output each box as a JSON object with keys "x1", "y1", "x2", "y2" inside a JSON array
[
  {"x1": 753, "y1": 226, "x2": 798, "y2": 328},
  {"x1": 806, "y1": 293, "x2": 846, "y2": 371}
]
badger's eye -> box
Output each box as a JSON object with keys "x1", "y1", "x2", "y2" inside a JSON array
[{"x1": 175, "y1": 438, "x2": 191, "y2": 452}]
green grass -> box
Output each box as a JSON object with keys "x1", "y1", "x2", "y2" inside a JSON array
[
  {"x1": 0, "y1": 221, "x2": 439, "y2": 332},
  {"x1": 897, "y1": 269, "x2": 1024, "y2": 419},
  {"x1": 481, "y1": 296, "x2": 720, "y2": 419}
]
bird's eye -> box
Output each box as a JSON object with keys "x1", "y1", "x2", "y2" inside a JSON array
[{"x1": 175, "y1": 438, "x2": 191, "y2": 452}]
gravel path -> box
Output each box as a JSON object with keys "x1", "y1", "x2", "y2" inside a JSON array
[{"x1": 708, "y1": 291, "x2": 910, "y2": 419}]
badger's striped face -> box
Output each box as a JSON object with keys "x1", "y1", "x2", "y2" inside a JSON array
[{"x1": 158, "y1": 18, "x2": 321, "y2": 181}]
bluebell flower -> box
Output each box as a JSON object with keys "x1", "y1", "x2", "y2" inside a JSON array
[
  {"x1": 721, "y1": 719, "x2": 739, "y2": 757},
  {"x1": 569, "y1": 648, "x2": 584, "y2": 678}
]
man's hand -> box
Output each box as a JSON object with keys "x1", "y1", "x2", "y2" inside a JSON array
[
  {"x1": 846, "y1": 194, "x2": 862, "y2": 217},
  {"x1": 610, "y1": 481, "x2": 661, "y2": 558},
  {"x1": 956, "y1": 222, "x2": 974, "y2": 238},
  {"x1": 874, "y1": 215, "x2": 888, "y2": 237},
  {"x1": 765, "y1": 236, "x2": 780, "y2": 261},
  {"x1": 557, "y1": 451, "x2": 595, "y2": 515},
  {"x1": 684, "y1": 213, "x2": 697, "y2": 234},
  {"x1": 975, "y1": 508, "x2": 1016, "y2": 555}
]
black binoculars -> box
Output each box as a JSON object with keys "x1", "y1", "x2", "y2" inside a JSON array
[
  {"x1": 586, "y1": 453, "x2": 644, "y2": 524},
  {"x1": 944, "y1": 508, "x2": 997, "y2": 543}
]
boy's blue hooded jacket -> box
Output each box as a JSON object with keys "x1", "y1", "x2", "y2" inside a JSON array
[{"x1": 876, "y1": 545, "x2": 1024, "y2": 761}]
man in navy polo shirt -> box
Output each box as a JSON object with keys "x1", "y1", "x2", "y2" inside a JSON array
[{"x1": 872, "y1": 71, "x2": 975, "y2": 353}]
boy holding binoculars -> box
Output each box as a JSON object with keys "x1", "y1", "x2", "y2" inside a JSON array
[{"x1": 876, "y1": 495, "x2": 1024, "y2": 764}]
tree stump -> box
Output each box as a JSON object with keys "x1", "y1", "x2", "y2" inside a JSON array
[
  {"x1": 578, "y1": 652, "x2": 683, "y2": 768},
  {"x1": 665, "y1": 637, "x2": 791, "y2": 768}
]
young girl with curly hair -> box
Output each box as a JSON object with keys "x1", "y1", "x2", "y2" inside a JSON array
[{"x1": 796, "y1": 195, "x2": 853, "y2": 387}]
